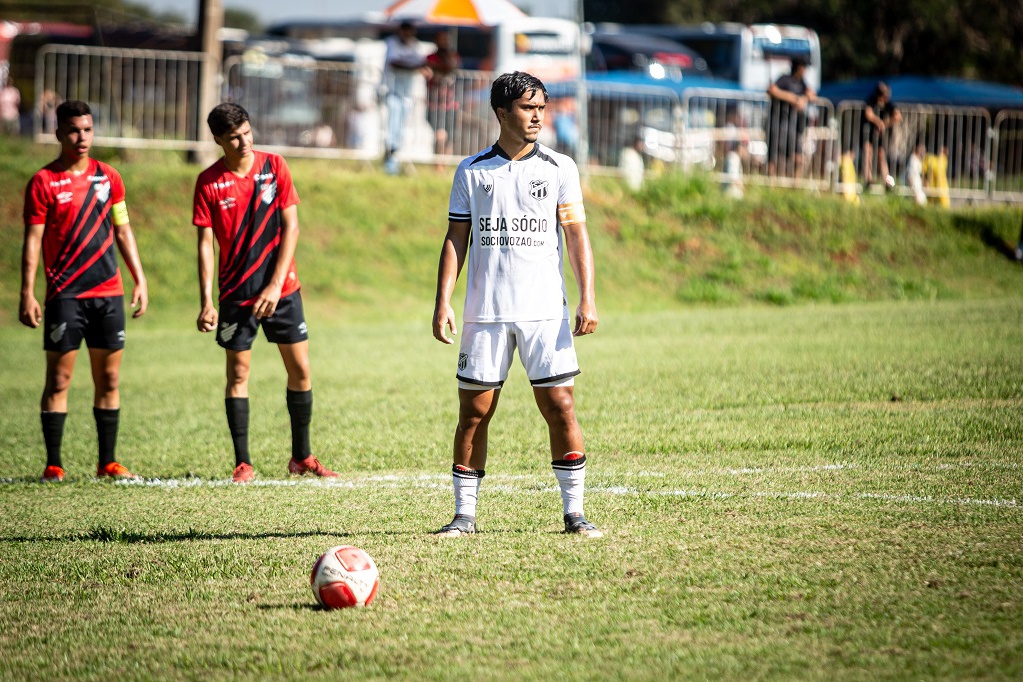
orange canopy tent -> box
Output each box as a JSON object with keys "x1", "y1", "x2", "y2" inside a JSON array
[{"x1": 383, "y1": 0, "x2": 527, "y2": 26}]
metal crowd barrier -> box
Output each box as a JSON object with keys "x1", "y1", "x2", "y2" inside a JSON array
[
  {"x1": 32, "y1": 44, "x2": 1023, "y2": 204},
  {"x1": 992, "y1": 111, "x2": 1023, "y2": 203},
  {"x1": 34, "y1": 44, "x2": 211, "y2": 150},
  {"x1": 835, "y1": 102, "x2": 991, "y2": 204}
]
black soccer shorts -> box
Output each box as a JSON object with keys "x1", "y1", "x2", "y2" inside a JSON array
[
  {"x1": 43, "y1": 296, "x2": 126, "y2": 353},
  {"x1": 216, "y1": 290, "x2": 309, "y2": 351}
]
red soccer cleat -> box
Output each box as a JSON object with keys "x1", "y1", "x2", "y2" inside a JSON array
[
  {"x1": 41, "y1": 465, "x2": 65, "y2": 483},
  {"x1": 288, "y1": 455, "x2": 338, "y2": 478},
  {"x1": 96, "y1": 461, "x2": 139, "y2": 480},
  {"x1": 232, "y1": 462, "x2": 255, "y2": 484}
]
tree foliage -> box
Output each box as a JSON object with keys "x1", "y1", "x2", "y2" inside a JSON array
[{"x1": 584, "y1": 0, "x2": 1023, "y2": 84}]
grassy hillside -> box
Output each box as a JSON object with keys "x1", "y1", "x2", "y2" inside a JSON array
[{"x1": 0, "y1": 137, "x2": 1020, "y2": 325}]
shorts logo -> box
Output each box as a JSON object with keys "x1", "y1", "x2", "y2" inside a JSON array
[
  {"x1": 529, "y1": 179, "x2": 548, "y2": 200},
  {"x1": 261, "y1": 181, "x2": 277, "y2": 205},
  {"x1": 458, "y1": 353, "x2": 468, "y2": 371},
  {"x1": 298, "y1": 322, "x2": 308, "y2": 335},
  {"x1": 219, "y1": 321, "x2": 238, "y2": 343},
  {"x1": 117, "y1": 330, "x2": 126, "y2": 342},
  {"x1": 49, "y1": 322, "x2": 67, "y2": 343}
]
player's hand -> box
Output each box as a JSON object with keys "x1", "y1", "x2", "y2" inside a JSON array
[
  {"x1": 433, "y1": 302, "x2": 457, "y2": 345},
  {"x1": 573, "y1": 302, "x2": 598, "y2": 337},
  {"x1": 253, "y1": 285, "x2": 282, "y2": 320},
  {"x1": 19, "y1": 294, "x2": 42, "y2": 328},
  {"x1": 197, "y1": 304, "x2": 217, "y2": 333},
  {"x1": 131, "y1": 281, "x2": 148, "y2": 319}
]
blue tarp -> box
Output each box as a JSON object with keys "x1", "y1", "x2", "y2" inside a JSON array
[
  {"x1": 548, "y1": 71, "x2": 746, "y2": 97},
  {"x1": 819, "y1": 76, "x2": 1023, "y2": 111}
]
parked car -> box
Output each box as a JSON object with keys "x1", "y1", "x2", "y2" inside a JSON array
[{"x1": 586, "y1": 31, "x2": 709, "y2": 81}]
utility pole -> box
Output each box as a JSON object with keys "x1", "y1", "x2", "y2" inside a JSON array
[{"x1": 195, "y1": 0, "x2": 223, "y2": 164}]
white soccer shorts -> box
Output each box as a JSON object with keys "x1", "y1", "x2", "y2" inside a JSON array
[{"x1": 456, "y1": 319, "x2": 580, "y2": 390}]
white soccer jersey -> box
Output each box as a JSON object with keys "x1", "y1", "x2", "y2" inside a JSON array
[{"x1": 448, "y1": 142, "x2": 585, "y2": 323}]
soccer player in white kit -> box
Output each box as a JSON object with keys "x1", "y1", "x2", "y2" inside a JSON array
[{"x1": 432, "y1": 72, "x2": 602, "y2": 538}]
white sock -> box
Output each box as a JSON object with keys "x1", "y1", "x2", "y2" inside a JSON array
[
  {"x1": 552, "y1": 452, "x2": 586, "y2": 516},
  {"x1": 452, "y1": 464, "x2": 484, "y2": 517}
]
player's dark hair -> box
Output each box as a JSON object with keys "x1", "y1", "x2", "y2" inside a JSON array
[
  {"x1": 207, "y1": 103, "x2": 250, "y2": 138},
  {"x1": 490, "y1": 71, "x2": 548, "y2": 116},
  {"x1": 55, "y1": 100, "x2": 91, "y2": 128},
  {"x1": 790, "y1": 57, "x2": 807, "y2": 71}
]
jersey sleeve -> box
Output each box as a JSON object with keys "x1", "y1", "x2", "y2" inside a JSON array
[
  {"x1": 192, "y1": 178, "x2": 213, "y2": 228},
  {"x1": 447, "y1": 161, "x2": 471, "y2": 223},
  {"x1": 556, "y1": 156, "x2": 585, "y2": 226},
  {"x1": 23, "y1": 173, "x2": 50, "y2": 226},
  {"x1": 275, "y1": 156, "x2": 300, "y2": 209}
]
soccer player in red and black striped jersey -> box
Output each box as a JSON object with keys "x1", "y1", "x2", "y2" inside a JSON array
[
  {"x1": 193, "y1": 103, "x2": 336, "y2": 484},
  {"x1": 19, "y1": 100, "x2": 149, "y2": 482}
]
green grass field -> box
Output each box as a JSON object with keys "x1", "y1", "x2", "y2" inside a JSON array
[
  {"x1": 1, "y1": 300, "x2": 1021, "y2": 680},
  {"x1": 1, "y1": 137, "x2": 1022, "y2": 678}
]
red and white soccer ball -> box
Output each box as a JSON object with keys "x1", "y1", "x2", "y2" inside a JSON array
[{"x1": 310, "y1": 545, "x2": 380, "y2": 609}]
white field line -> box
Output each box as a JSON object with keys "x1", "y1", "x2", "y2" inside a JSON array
[
  {"x1": 1, "y1": 463, "x2": 1018, "y2": 508},
  {"x1": 3, "y1": 466, "x2": 1018, "y2": 509}
]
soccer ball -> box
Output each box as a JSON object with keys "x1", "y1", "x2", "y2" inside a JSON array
[{"x1": 310, "y1": 545, "x2": 380, "y2": 609}]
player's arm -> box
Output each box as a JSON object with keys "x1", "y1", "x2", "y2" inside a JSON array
[
  {"x1": 563, "y1": 220, "x2": 598, "y2": 337},
  {"x1": 112, "y1": 208, "x2": 148, "y2": 318},
  {"x1": 19, "y1": 223, "x2": 44, "y2": 328},
  {"x1": 433, "y1": 219, "x2": 470, "y2": 344},
  {"x1": 253, "y1": 203, "x2": 299, "y2": 320},
  {"x1": 196, "y1": 227, "x2": 218, "y2": 333}
]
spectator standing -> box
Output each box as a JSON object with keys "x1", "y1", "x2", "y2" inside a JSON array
[
  {"x1": 861, "y1": 82, "x2": 901, "y2": 189},
  {"x1": 426, "y1": 30, "x2": 461, "y2": 167},
  {"x1": 923, "y1": 145, "x2": 950, "y2": 208},
  {"x1": 383, "y1": 20, "x2": 432, "y2": 175},
  {"x1": 906, "y1": 140, "x2": 927, "y2": 206},
  {"x1": 766, "y1": 57, "x2": 815, "y2": 178},
  {"x1": 0, "y1": 77, "x2": 21, "y2": 136}
]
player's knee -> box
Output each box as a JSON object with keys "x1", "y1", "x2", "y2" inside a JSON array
[
  {"x1": 539, "y1": 390, "x2": 575, "y2": 424},
  {"x1": 95, "y1": 367, "x2": 119, "y2": 393},
  {"x1": 45, "y1": 369, "x2": 73, "y2": 396},
  {"x1": 226, "y1": 361, "x2": 249, "y2": 387}
]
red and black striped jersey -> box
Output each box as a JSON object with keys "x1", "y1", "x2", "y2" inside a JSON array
[
  {"x1": 24, "y1": 159, "x2": 126, "y2": 301},
  {"x1": 192, "y1": 150, "x2": 301, "y2": 305}
]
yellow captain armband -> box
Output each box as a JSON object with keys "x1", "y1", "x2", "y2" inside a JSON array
[
  {"x1": 111, "y1": 201, "x2": 130, "y2": 226},
  {"x1": 557, "y1": 201, "x2": 586, "y2": 226}
]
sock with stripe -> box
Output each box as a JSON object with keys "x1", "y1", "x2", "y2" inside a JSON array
[
  {"x1": 552, "y1": 452, "x2": 587, "y2": 516},
  {"x1": 452, "y1": 464, "x2": 485, "y2": 518}
]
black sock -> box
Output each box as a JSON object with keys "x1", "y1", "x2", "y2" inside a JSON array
[
  {"x1": 41, "y1": 411, "x2": 67, "y2": 468},
  {"x1": 225, "y1": 397, "x2": 250, "y2": 466},
  {"x1": 286, "y1": 389, "x2": 312, "y2": 460},
  {"x1": 93, "y1": 407, "x2": 119, "y2": 467}
]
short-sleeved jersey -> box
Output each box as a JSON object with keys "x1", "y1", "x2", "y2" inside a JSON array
[
  {"x1": 24, "y1": 159, "x2": 127, "y2": 301},
  {"x1": 192, "y1": 150, "x2": 301, "y2": 305},
  {"x1": 448, "y1": 142, "x2": 585, "y2": 323}
]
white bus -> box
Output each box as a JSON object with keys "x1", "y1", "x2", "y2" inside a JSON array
[{"x1": 625, "y1": 22, "x2": 822, "y2": 92}]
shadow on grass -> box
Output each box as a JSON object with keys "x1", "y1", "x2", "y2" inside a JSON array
[
  {"x1": 952, "y1": 215, "x2": 1019, "y2": 261},
  {"x1": 257, "y1": 603, "x2": 326, "y2": 612},
  {"x1": 0, "y1": 528, "x2": 415, "y2": 544}
]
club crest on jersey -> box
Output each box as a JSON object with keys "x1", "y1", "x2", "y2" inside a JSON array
[
  {"x1": 458, "y1": 353, "x2": 468, "y2": 371},
  {"x1": 261, "y1": 181, "x2": 277, "y2": 205},
  {"x1": 529, "y1": 179, "x2": 548, "y2": 201},
  {"x1": 95, "y1": 180, "x2": 110, "y2": 203}
]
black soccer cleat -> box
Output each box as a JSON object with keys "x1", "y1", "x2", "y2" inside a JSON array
[
  {"x1": 564, "y1": 513, "x2": 603, "y2": 538},
  {"x1": 434, "y1": 514, "x2": 476, "y2": 537}
]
